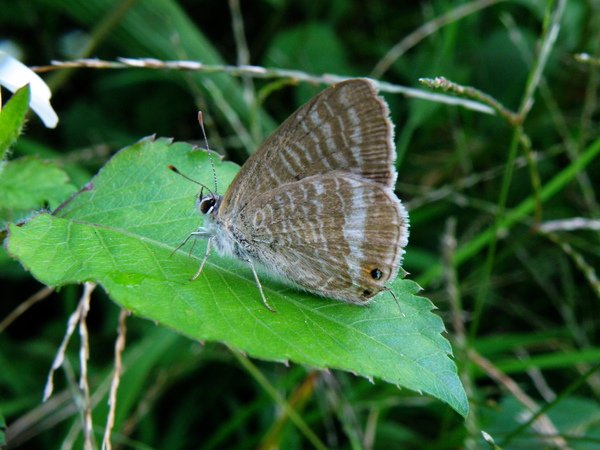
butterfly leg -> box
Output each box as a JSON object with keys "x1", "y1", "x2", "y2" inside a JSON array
[
  {"x1": 171, "y1": 228, "x2": 210, "y2": 257},
  {"x1": 191, "y1": 235, "x2": 213, "y2": 281},
  {"x1": 170, "y1": 233, "x2": 194, "y2": 257},
  {"x1": 246, "y1": 258, "x2": 276, "y2": 313}
]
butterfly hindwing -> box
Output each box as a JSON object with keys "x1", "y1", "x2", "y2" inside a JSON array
[{"x1": 234, "y1": 172, "x2": 408, "y2": 303}]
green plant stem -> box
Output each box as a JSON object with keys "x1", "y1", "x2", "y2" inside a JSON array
[
  {"x1": 518, "y1": 134, "x2": 544, "y2": 226},
  {"x1": 542, "y1": 232, "x2": 600, "y2": 299},
  {"x1": 468, "y1": 128, "x2": 520, "y2": 341},
  {"x1": 46, "y1": 0, "x2": 140, "y2": 93},
  {"x1": 516, "y1": 0, "x2": 566, "y2": 121},
  {"x1": 442, "y1": 219, "x2": 478, "y2": 449},
  {"x1": 468, "y1": 0, "x2": 566, "y2": 339},
  {"x1": 500, "y1": 362, "x2": 600, "y2": 447},
  {"x1": 371, "y1": 0, "x2": 507, "y2": 78},
  {"x1": 231, "y1": 350, "x2": 328, "y2": 450},
  {"x1": 35, "y1": 58, "x2": 495, "y2": 115},
  {"x1": 417, "y1": 137, "x2": 600, "y2": 287}
]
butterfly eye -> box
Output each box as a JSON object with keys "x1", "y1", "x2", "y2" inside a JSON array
[{"x1": 199, "y1": 196, "x2": 217, "y2": 215}]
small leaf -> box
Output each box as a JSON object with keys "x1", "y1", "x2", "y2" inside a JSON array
[
  {"x1": 6, "y1": 137, "x2": 468, "y2": 417},
  {"x1": 0, "y1": 156, "x2": 77, "y2": 228},
  {"x1": 0, "y1": 85, "x2": 30, "y2": 159}
]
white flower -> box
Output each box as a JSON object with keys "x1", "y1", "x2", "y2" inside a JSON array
[{"x1": 0, "y1": 50, "x2": 58, "y2": 128}]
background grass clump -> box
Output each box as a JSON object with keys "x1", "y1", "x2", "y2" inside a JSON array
[{"x1": 1, "y1": 0, "x2": 600, "y2": 449}]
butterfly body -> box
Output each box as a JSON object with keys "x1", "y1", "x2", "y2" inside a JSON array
[{"x1": 189, "y1": 78, "x2": 409, "y2": 306}]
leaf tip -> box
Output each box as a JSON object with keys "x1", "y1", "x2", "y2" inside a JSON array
[{"x1": 138, "y1": 134, "x2": 157, "y2": 144}]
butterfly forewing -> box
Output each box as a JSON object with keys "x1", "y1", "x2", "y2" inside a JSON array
[{"x1": 220, "y1": 79, "x2": 396, "y2": 216}]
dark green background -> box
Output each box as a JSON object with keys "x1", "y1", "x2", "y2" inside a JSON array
[{"x1": 1, "y1": 1, "x2": 599, "y2": 449}]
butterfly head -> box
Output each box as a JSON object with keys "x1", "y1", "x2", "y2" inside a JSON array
[{"x1": 196, "y1": 190, "x2": 222, "y2": 218}]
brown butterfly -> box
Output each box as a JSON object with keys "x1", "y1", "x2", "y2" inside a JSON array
[{"x1": 178, "y1": 79, "x2": 409, "y2": 311}]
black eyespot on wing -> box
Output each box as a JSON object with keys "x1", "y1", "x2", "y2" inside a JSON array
[
  {"x1": 370, "y1": 268, "x2": 383, "y2": 280},
  {"x1": 199, "y1": 197, "x2": 217, "y2": 214}
]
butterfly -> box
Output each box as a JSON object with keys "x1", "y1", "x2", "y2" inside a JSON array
[{"x1": 177, "y1": 78, "x2": 409, "y2": 311}]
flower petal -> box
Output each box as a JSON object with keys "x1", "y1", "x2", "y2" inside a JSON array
[{"x1": 0, "y1": 51, "x2": 58, "y2": 128}]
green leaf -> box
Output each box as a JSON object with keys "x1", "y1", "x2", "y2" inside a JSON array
[
  {"x1": 0, "y1": 85, "x2": 30, "y2": 159},
  {"x1": 0, "y1": 156, "x2": 77, "y2": 228},
  {"x1": 5, "y1": 137, "x2": 468, "y2": 417}
]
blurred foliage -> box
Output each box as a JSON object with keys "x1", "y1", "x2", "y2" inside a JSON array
[{"x1": 1, "y1": 0, "x2": 600, "y2": 449}]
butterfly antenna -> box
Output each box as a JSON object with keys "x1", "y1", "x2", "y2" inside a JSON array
[
  {"x1": 198, "y1": 111, "x2": 219, "y2": 194},
  {"x1": 167, "y1": 165, "x2": 214, "y2": 195}
]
